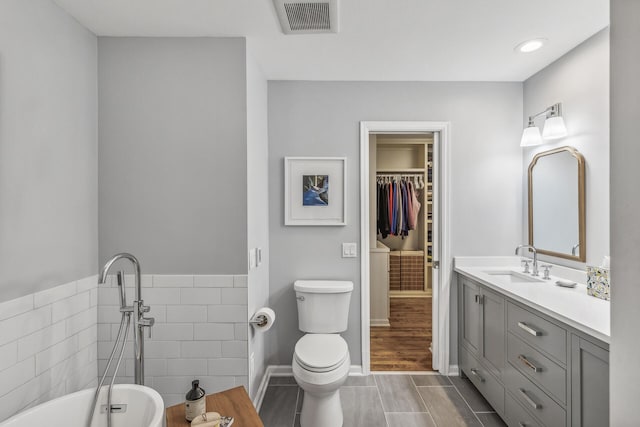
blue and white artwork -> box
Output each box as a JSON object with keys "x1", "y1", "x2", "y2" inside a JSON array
[{"x1": 303, "y1": 175, "x2": 329, "y2": 206}]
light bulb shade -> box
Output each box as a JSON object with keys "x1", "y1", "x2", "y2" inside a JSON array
[
  {"x1": 542, "y1": 116, "x2": 567, "y2": 139},
  {"x1": 520, "y1": 126, "x2": 543, "y2": 147}
]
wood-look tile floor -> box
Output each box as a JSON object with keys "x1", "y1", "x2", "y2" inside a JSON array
[
  {"x1": 258, "y1": 374, "x2": 507, "y2": 427},
  {"x1": 370, "y1": 297, "x2": 432, "y2": 371}
]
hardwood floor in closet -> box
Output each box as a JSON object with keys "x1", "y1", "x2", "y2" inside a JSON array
[{"x1": 370, "y1": 297, "x2": 432, "y2": 371}]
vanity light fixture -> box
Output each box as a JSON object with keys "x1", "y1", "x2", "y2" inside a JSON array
[
  {"x1": 520, "y1": 118, "x2": 543, "y2": 147},
  {"x1": 541, "y1": 103, "x2": 568, "y2": 139},
  {"x1": 520, "y1": 102, "x2": 568, "y2": 147}
]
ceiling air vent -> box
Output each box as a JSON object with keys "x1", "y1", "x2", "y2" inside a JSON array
[{"x1": 273, "y1": 0, "x2": 340, "y2": 34}]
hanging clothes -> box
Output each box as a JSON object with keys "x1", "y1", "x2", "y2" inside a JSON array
[
  {"x1": 377, "y1": 182, "x2": 390, "y2": 238},
  {"x1": 407, "y1": 180, "x2": 421, "y2": 230},
  {"x1": 376, "y1": 176, "x2": 421, "y2": 238}
]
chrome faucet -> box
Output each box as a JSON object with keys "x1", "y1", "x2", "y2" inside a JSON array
[
  {"x1": 571, "y1": 243, "x2": 580, "y2": 256},
  {"x1": 515, "y1": 245, "x2": 539, "y2": 277},
  {"x1": 98, "y1": 253, "x2": 154, "y2": 385}
]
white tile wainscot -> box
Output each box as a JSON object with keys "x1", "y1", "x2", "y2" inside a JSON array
[
  {"x1": 97, "y1": 274, "x2": 249, "y2": 407},
  {"x1": 0, "y1": 276, "x2": 99, "y2": 422}
]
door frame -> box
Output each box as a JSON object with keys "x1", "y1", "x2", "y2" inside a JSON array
[{"x1": 360, "y1": 121, "x2": 452, "y2": 375}]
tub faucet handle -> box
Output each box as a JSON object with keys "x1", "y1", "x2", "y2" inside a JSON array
[{"x1": 140, "y1": 317, "x2": 155, "y2": 338}]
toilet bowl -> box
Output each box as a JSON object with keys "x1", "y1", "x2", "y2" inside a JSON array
[
  {"x1": 292, "y1": 334, "x2": 350, "y2": 427},
  {"x1": 291, "y1": 280, "x2": 354, "y2": 427}
]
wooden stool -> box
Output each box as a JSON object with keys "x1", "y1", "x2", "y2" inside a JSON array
[{"x1": 166, "y1": 386, "x2": 264, "y2": 427}]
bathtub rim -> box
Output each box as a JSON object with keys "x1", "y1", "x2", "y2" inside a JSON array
[{"x1": 0, "y1": 384, "x2": 164, "y2": 427}]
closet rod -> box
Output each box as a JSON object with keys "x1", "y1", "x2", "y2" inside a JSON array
[{"x1": 376, "y1": 173, "x2": 424, "y2": 178}]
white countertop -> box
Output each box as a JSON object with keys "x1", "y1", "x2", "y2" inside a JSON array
[{"x1": 454, "y1": 257, "x2": 610, "y2": 344}]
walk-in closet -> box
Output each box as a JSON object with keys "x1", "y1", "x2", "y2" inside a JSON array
[{"x1": 369, "y1": 133, "x2": 435, "y2": 371}]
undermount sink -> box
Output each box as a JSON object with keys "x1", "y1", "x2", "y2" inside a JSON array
[{"x1": 483, "y1": 270, "x2": 544, "y2": 283}]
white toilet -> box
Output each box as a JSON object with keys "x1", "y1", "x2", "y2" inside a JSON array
[{"x1": 292, "y1": 280, "x2": 353, "y2": 427}]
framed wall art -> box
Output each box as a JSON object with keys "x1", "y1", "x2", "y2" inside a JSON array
[{"x1": 284, "y1": 157, "x2": 347, "y2": 226}]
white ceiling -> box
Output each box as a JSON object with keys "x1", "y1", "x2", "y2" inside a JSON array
[{"x1": 53, "y1": 0, "x2": 609, "y2": 81}]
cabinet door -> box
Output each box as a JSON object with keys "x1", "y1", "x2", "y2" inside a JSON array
[
  {"x1": 481, "y1": 287, "x2": 505, "y2": 378},
  {"x1": 571, "y1": 336, "x2": 609, "y2": 427},
  {"x1": 460, "y1": 278, "x2": 481, "y2": 356}
]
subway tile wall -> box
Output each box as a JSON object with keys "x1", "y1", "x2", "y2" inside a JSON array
[
  {"x1": 0, "y1": 276, "x2": 99, "y2": 422},
  {"x1": 97, "y1": 274, "x2": 249, "y2": 407}
]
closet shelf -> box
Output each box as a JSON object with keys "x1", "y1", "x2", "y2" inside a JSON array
[{"x1": 376, "y1": 168, "x2": 426, "y2": 173}]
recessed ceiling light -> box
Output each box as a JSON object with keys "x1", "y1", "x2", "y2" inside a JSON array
[{"x1": 515, "y1": 38, "x2": 546, "y2": 53}]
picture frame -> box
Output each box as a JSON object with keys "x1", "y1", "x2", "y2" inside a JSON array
[{"x1": 284, "y1": 157, "x2": 347, "y2": 226}]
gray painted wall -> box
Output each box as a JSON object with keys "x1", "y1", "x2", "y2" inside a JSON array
[
  {"x1": 267, "y1": 81, "x2": 523, "y2": 366},
  {"x1": 98, "y1": 37, "x2": 248, "y2": 274},
  {"x1": 246, "y1": 48, "x2": 270, "y2": 399},
  {"x1": 523, "y1": 29, "x2": 609, "y2": 268},
  {"x1": 0, "y1": 0, "x2": 98, "y2": 302},
  {"x1": 610, "y1": 1, "x2": 640, "y2": 425}
]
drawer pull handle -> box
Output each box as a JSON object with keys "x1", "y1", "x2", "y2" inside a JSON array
[
  {"x1": 470, "y1": 368, "x2": 485, "y2": 383},
  {"x1": 518, "y1": 321, "x2": 542, "y2": 337},
  {"x1": 518, "y1": 355, "x2": 542, "y2": 373},
  {"x1": 519, "y1": 388, "x2": 542, "y2": 410},
  {"x1": 474, "y1": 294, "x2": 483, "y2": 304}
]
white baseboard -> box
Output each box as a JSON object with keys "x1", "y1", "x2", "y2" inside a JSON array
[
  {"x1": 267, "y1": 365, "x2": 295, "y2": 376},
  {"x1": 370, "y1": 319, "x2": 391, "y2": 327},
  {"x1": 349, "y1": 365, "x2": 364, "y2": 375},
  {"x1": 252, "y1": 366, "x2": 273, "y2": 411},
  {"x1": 448, "y1": 364, "x2": 460, "y2": 376}
]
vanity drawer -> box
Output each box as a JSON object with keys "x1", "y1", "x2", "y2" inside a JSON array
[
  {"x1": 507, "y1": 302, "x2": 567, "y2": 364},
  {"x1": 507, "y1": 333, "x2": 566, "y2": 405},
  {"x1": 460, "y1": 345, "x2": 505, "y2": 416},
  {"x1": 505, "y1": 392, "x2": 543, "y2": 427},
  {"x1": 505, "y1": 366, "x2": 566, "y2": 427}
]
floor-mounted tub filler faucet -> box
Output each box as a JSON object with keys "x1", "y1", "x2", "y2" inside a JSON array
[
  {"x1": 515, "y1": 244, "x2": 539, "y2": 277},
  {"x1": 88, "y1": 253, "x2": 154, "y2": 427}
]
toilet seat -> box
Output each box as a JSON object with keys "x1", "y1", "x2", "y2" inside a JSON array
[{"x1": 294, "y1": 334, "x2": 349, "y2": 373}]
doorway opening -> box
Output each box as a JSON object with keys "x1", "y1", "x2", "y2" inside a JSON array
[
  {"x1": 370, "y1": 133, "x2": 434, "y2": 371},
  {"x1": 360, "y1": 121, "x2": 452, "y2": 376}
]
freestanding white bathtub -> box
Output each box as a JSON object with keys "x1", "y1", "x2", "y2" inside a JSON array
[{"x1": 0, "y1": 384, "x2": 165, "y2": 427}]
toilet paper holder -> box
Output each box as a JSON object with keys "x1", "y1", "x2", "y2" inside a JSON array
[
  {"x1": 249, "y1": 307, "x2": 275, "y2": 330},
  {"x1": 249, "y1": 314, "x2": 269, "y2": 327}
]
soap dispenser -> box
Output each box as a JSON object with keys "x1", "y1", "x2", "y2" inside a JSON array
[{"x1": 185, "y1": 379, "x2": 206, "y2": 421}]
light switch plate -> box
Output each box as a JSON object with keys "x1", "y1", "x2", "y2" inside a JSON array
[{"x1": 342, "y1": 243, "x2": 357, "y2": 258}]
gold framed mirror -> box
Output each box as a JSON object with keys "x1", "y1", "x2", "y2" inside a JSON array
[{"x1": 528, "y1": 146, "x2": 586, "y2": 262}]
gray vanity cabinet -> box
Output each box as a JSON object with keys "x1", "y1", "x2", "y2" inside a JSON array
[
  {"x1": 481, "y1": 287, "x2": 506, "y2": 377},
  {"x1": 571, "y1": 336, "x2": 609, "y2": 427},
  {"x1": 458, "y1": 277, "x2": 506, "y2": 416},
  {"x1": 460, "y1": 277, "x2": 482, "y2": 356},
  {"x1": 459, "y1": 277, "x2": 506, "y2": 376},
  {"x1": 458, "y1": 274, "x2": 609, "y2": 427}
]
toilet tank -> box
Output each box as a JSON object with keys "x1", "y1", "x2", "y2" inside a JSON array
[{"x1": 294, "y1": 280, "x2": 353, "y2": 333}]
